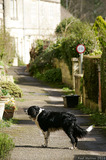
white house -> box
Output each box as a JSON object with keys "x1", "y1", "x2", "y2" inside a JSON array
[{"x1": 1, "y1": 0, "x2": 61, "y2": 64}]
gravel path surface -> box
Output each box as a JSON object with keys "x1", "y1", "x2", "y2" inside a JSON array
[{"x1": 2, "y1": 66, "x2": 106, "y2": 160}]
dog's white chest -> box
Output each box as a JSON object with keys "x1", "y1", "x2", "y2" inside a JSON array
[
  {"x1": 35, "y1": 118, "x2": 40, "y2": 129},
  {"x1": 34, "y1": 108, "x2": 44, "y2": 129}
]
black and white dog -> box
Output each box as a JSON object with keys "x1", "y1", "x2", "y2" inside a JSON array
[{"x1": 27, "y1": 106, "x2": 93, "y2": 150}]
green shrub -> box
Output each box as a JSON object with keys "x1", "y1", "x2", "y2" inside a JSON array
[
  {"x1": 29, "y1": 62, "x2": 37, "y2": 75},
  {"x1": 0, "y1": 81, "x2": 23, "y2": 98},
  {"x1": 91, "y1": 112, "x2": 106, "y2": 126},
  {"x1": 29, "y1": 43, "x2": 54, "y2": 77},
  {"x1": 54, "y1": 16, "x2": 101, "y2": 74},
  {"x1": 0, "y1": 27, "x2": 16, "y2": 65},
  {"x1": 44, "y1": 68, "x2": 62, "y2": 83},
  {"x1": 0, "y1": 119, "x2": 18, "y2": 128},
  {"x1": 55, "y1": 16, "x2": 77, "y2": 35},
  {"x1": 93, "y1": 16, "x2": 106, "y2": 48},
  {"x1": 35, "y1": 39, "x2": 44, "y2": 55},
  {"x1": 29, "y1": 16, "x2": 101, "y2": 83},
  {"x1": 0, "y1": 133, "x2": 14, "y2": 160},
  {"x1": 89, "y1": 49, "x2": 102, "y2": 56},
  {"x1": 62, "y1": 87, "x2": 75, "y2": 95},
  {"x1": 101, "y1": 47, "x2": 106, "y2": 112},
  {"x1": 77, "y1": 104, "x2": 106, "y2": 126},
  {"x1": 0, "y1": 61, "x2": 4, "y2": 66}
]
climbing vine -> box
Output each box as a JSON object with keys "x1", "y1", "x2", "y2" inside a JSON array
[
  {"x1": 83, "y1": 57, "x2": 99, "y2": 103},
  {"x1": 101, "y1": 47, "x2": 106, "y2": 112}
]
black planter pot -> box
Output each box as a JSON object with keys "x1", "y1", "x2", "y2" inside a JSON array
[{"x1": 62, "y1": 95, "x2": 80, "y2": 108}]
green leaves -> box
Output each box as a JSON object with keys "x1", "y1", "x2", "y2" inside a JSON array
[
  {"x1": 0, "y1": 81, "x2": 23, "y2": 98},
  {"x1": 93, "y1": 16, "x2": 106, "y2": 48},
  {"x1": 0, "y1": 27, "x2": 16, "y2": 65},
  {"x1": 0, "y1": 133, "x2": 15, "y2": 159},
  {"x1": 44, "y1": 68, "x2": 62, "y2": 83}
]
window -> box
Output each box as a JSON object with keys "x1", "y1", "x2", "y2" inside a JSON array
[{"x1": 10, "y1": 0, "x2": 18, "y2": 19}]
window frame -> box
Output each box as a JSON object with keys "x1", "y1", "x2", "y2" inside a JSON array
[{"x1": 10, "y1": 0, "x2": 18, "y2": 20}]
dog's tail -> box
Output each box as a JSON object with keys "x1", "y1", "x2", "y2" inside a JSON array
[
  {"x1": 73, "y1": 124, "x2": 94, "y2": 138},
  {"x1": 86, "y1": 125, "x2": 94, "y2": 133}
]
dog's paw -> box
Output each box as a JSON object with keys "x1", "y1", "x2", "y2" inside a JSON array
[
  {"x1": 69, "y1": 146, "x2": 77, "y2": 150},
  {"x1": 69, "y1": 147, "x2": 74, "y2": 150},
  {"x1": 41, "y1": 144, "x2": 47, "y2": 148}
]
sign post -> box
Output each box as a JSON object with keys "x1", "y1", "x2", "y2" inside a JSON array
[{"x1": 76, "y1": 44, "x2": 85, "y2": 74}]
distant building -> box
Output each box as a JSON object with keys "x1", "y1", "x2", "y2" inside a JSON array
[
  {"x1": 61, "y1": 5, "x2": 71, "y2": 20},
  {"x1": 0, "y1": 0, "x2": 61, "y2": 64}
]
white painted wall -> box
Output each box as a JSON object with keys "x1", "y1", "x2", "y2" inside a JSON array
[{"x1": 4, "y1": 0, "x2": 61, "y2": 64}]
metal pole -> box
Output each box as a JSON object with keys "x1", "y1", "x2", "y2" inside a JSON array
[
  {"x1": 3, "y1": 0, "x2": 5, "y2": 32},
  {"x1": 23, "y1": 0, "x2": 25, "y2": 62},
  {"x1": 80, "y1": 53, "x2": 83, "y2": 74},
  {"x1": 38, "y1": 0, "x2": 40, "y2": 38}
]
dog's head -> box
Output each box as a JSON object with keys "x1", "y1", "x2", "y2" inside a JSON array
[{"x1": 27, "y1": 106, "x2": 40, "y2": 118}]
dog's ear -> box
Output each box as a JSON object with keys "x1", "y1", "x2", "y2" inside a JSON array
[{"x1": 33, "y1": 106, "x2": 40, "y2": 111}]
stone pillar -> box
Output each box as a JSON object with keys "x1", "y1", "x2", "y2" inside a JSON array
[
  {"x1": 71, "y1": 58, "x2": 79, "y2": 89},
  {"x1": 74, "y1": 74, "x2": 83, "y2": 102}
]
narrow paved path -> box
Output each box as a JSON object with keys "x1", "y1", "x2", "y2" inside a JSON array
[{"x1": 5, "y1": 67, "x2": 106, "y2": 159}]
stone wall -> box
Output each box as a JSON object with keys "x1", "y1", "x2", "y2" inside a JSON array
[
  {"x1": 74, "y1": 74, "x2": 83, "y2": 102},
  {"x1": 53, "y1": 58, "x2": 73, "y2": 88},
  {"x1": 53, "y1": 58, "x2": 79, "y2": 88}
]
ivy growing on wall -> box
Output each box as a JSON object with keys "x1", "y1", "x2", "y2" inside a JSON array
[
  {"x1": 0, "y1": 27, "x2": 16, "y2": 65},
  {"x1": 83, "y1": 57, "x2": 99, "y2": 103},
  {"x1": 101, "y1": 47, "x2": 106, "y2": 112}
]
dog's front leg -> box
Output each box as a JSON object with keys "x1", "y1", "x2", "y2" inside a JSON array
[{"x1": 42, "y1": 131, "x2": 50, "y2": 148}]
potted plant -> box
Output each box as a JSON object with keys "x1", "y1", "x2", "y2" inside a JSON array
[
  {"x1": 0, "y1": 101, "x2": 5, "y2": 120},
  {"x1": 3, "y1": 98, "x2": 16, "y2": 120},
  {"x1": 0, "y1": 87, "x2": 10, "y2": 101},
  {"x1": 0, "y1": 88, "x2": 10, "y2": 120}
]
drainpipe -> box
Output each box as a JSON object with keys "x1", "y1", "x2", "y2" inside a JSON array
[
  {"x1": 66, "y1": 0, "x2": 68, "y2": 9},
  {"x1": 3, "y1": 0, "x2": 5, "y2": 31},
  {"x1": 38, "y1": 0, "x2": 40, "y2": 38},
  {"x1": 98, "y1": 63, "x2": 102, "y2": 112},
  {"x1": 23, "y1": 0, "x2": 25, "y2": 62}
]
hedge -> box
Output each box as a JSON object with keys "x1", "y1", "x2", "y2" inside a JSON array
[
  {"x1": 83, "y1": 56, "x2": 100, "y2": 103},
  {"x1": 101, "y1": 47, "x2": 106, "y2": 112},
  {"x1": 93, "y1": 16, "x2": 106, "y2": 48}
]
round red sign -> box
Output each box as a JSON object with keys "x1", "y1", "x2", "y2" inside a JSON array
[{"x1": 76, "y1": 44, "x2": 85, "y2": 54}]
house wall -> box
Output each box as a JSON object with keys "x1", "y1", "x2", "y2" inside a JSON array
[{"x1": 4, "y1": 0, "x2": 61, "y2": 64}]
